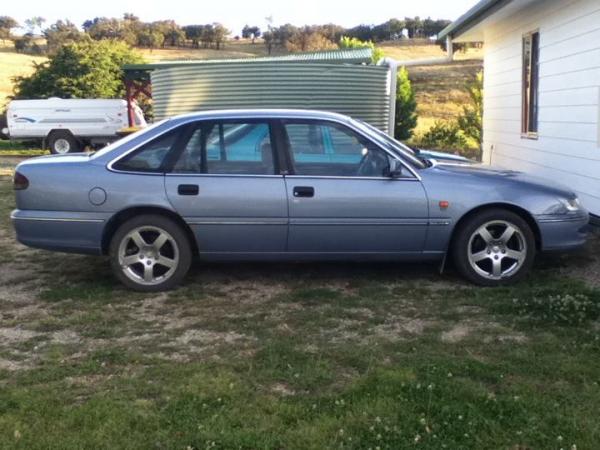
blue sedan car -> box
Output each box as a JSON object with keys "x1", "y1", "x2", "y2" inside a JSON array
[{"x1": 11, "y1": 110, "x2": 589, "y2": 291}]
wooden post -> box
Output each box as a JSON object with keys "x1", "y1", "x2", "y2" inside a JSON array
[
  {"x1": 446, "y1": 36, "x2": 454, "y2": 60},
  {"x1": 125, "y1": 79, "x2": 135, "y2": 128}
]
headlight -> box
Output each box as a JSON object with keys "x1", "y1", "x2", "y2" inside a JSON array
[{"x1": 562, "y1": 197, "x2": 581, "y2": 212}]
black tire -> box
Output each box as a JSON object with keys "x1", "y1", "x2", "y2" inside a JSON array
[
  {"x1": 48, "y1": 131, "x2": 80, "y2": 155},
  {"x1": 109, "y1": 214, "x2": 192, "y2": 292},
  {"x1": 452, "y1": 209, "x2": 536, "y2": 286}
]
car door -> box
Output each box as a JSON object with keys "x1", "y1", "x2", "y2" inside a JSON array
[
  {"x1": 164, "y1": 119, "x2": 288, "y2": 254},
  {"x1": 280, "y1": 119, "x2": 429, "y2": 254}
]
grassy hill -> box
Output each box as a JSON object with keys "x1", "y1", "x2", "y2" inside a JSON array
[
  {"x1": 0, "y1": 45, "x2": 47, "y2": 108},
  {"x1": 0, "y1": 40, "x2": 483, "y2": 140},
  {"x1": 138, "y1": 40, "x2": 286, "y2": 62}
]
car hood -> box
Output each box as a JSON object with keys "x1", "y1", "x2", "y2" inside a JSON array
[{"x1": 430, "y1": 162, "x2": 577, "y2": 199}]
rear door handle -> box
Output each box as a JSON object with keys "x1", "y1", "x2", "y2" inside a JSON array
[
  {"x1": 178, "y1": 184, "x2": 199, "y2": 196},
  {"x1": 293, "y1": 186, "x2": 314, "y2": 198}
]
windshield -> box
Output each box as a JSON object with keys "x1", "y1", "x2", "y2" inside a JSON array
[
  {"x1": 353, "y1": 120, "x2": 429, "y2": 169},
  {"x1": 91, "y1": 119, "x2": 168, "y2": 158}
]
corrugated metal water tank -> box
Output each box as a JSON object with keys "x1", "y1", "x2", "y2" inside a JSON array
[{"x1": 150, "y1": 61, "x2": 392, "y2": 133}]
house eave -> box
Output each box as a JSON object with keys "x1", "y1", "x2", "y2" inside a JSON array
[{"x1": 439, "y1": 0, "x2": 514, "y2": 42}]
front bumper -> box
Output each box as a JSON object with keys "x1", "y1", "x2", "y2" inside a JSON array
[
  {"x1": 536, "y1": 212, "x2": 590, "y2": 252},
  {"x1": 11, "y1": 209, "x2": 107, "y2": 255}
]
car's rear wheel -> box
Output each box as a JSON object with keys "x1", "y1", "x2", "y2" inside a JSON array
[
  {"x1": 48, "y1": 131, "x2": 80, "y2": 155},
  {"x1": 452, "y1": 209, "x2": 536, "y2": 286},
  {"x1": 109, "y1": 215, "x2": 192, "y2": 292}
]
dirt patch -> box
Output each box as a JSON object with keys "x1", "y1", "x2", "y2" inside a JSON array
[
  {"x1": 441, "y1": 321, "x2": 527, "y2": 344},
  {"x1": 373, "y1": 318, "x2": 432, "y2": 340},
  {"x1": 270, "y1": 383, "x2": 296, "y2": 396},
  {"x1": 0, "y1": 326, "x2": 39, "y2": 343},
  {"x1": 0, "y1": 357, "x2": 31, "y2": 371},
  {"x1": 175, "y1": 329, "x2": 249, "y2": 346}
]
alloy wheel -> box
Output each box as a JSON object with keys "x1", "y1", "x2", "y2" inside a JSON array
[
  {"x1": 118, "y1": 226, "x2": 179, "y2": 286},
  {"x1": 467, "y1": 220, "x2": 527, "y2": 280}
]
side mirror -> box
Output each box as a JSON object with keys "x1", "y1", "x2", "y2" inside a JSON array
[{"x1": 387, "y1": 159, "x2": 403, "y2": 178}]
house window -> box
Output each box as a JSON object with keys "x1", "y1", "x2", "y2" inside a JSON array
[{"x1": 522, "y1": 31, "x2": 540, "y2": 137}]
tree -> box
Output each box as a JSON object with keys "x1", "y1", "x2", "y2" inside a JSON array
[
  {"x1": 164, "y1": 26, "x2": 185, "y2": 47},
  {"x1": 24, "y1": 17, "x2": 46, "y2": 35},
  {"x1": 152, "y1": 20, "x2": 185, "y2": 47},
  {"x1": 346, "y1": 24, "x2": 373, "y2": 42},
  {"x1": 404, "y1": 16, "x2": 423, "y2": 38},
  {"x1": 0, "y1": 16, "x2": 18, "y2": 41},
  {"x1": 286, "y1": 26, "x2": 336, "y2": 52},
  {"x1": 263, "y1": 30, "x2": 274, "y2": 55},
  {"x1": 13, "y1": 39, "x2": 144, "y2": 99},
  {"x1": 44, "y1": 20, "x2": 86, "y2": 54},
  {"x1": 242, "y1": 25, "x2": 261, "y2": 43},
  {"x1": 318, "y1": 24, "x2": 345, "y2": 43},
  {"x1": 394, "y1": 67, "x2": 418, "y2": 140},
  {"x1": 212, "y1": 23, "x2": 230, "y2": 49},
  {"x1": 423, "y1": 18, "x2": 451, "y2": 38},
  {"x1": 137, "y1": 25, "x2": 164, "y2": 49},
  {"x1": 371, "y1": 19, "x2": 406, "y2": 42},
  {"x1": 272, "y1": 23, "x2": 298, "y2": 48},
  {"x1": 84, "y1": 17, "x2": 122, "y2": 39},
  {"x1": 200, "y1": 24, "x2": 214, "y2": 48},
  {"x1": 457, "y1": 71, "x2": 483, "y2": 146},
  {"x1": 13, "y1": 34, "x2": 33, "y2": 53},
  {"x1": 183, "y1": 25, "x2": 203, "y2": 48}
]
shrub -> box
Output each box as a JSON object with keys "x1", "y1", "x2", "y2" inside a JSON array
[
  {"x1": 394, "y1": 67, "x2": 418, "y2": 141},
  {"x1": 418, "y1": 120, "x2": 468, "y2": 150},
  {"x1": 12, "y1": 39, "x2": 144, "y2": 99},
  {"x1": 457, "y1": 71, "x2": 483, "y2": 146},
  {"x1": 339, "y1": 36, "x2": 384, "y2": 64}
]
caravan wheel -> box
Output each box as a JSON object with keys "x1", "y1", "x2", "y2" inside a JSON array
[{"x1": 48, "y1": 131, "x2": 80, "y2": 155}]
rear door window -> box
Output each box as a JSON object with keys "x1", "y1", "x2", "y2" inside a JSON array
[{"x1": 172, "y1": 121, "x2": 276, "y2": 175}]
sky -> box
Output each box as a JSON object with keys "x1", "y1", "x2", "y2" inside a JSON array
[{"x1": 5, "y1": 0, "x2": 478, "y2": 35}]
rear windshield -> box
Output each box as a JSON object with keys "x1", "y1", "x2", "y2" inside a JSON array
[{"x1": 91, "y1": 120, "x2": 168, "y2": 158}]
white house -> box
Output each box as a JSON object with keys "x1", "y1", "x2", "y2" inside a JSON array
[{"x1": 440, "y1": 0, "x2": 600, "y2": 220}]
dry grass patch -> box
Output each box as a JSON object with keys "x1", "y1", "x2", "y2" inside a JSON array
[
  {"x1": 408, "y1": 59, "x2": 483, "y2": 136},
  {"x1": 0, "y1": 50, "x2": 46, "y2": 108}
]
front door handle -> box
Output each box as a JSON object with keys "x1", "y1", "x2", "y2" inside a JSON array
[
  {"x1": 293, "y1": 186, "x2": 314, "y2": 198},
  {"x1": 178, "y1": 184, "x2": 199, "y2": 196}
]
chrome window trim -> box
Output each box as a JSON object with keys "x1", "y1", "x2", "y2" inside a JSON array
[
  {"x1": 166, "y1": 173, "x2": 283, "y2": 179},
  {"x1": 106, "y1": 114, "x2": 422, "y2": 181},
  {"x1": 284, "y1": 175, "x2": 419, "y2": 182}
]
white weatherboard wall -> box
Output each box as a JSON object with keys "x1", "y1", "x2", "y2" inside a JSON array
[{"x1": 481, "y1": 0, "x2": 600, "y2": 215}]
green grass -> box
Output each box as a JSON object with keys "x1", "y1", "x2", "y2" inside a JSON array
[
  {"x1": 0, "y1": 161, "x2": 599, "y2": 448},
  {"x1": 0, "y1": 140, "x2": 47, "y2": 156}
]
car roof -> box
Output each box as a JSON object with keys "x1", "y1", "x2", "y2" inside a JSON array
[{"x1": 168, "y1": 109, "x2": 354, "y2": 124}]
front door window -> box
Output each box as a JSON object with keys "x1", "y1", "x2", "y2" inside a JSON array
[{"x1": 284, "y1": 122, "x2": 391, "y2": 177}]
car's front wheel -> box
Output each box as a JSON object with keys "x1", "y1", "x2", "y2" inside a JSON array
[
  {"x1": 452, "y1": 209, "x2": 536, "y2": 286},
  {"x1": 109, "y1": 215, "x2": 192, "y2": 292}
]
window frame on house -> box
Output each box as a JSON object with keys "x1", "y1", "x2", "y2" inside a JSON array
[{"x1": 522, "y1": 30, "x2": 540, "y2": 139}]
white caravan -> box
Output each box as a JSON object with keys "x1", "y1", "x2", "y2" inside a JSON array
[{"x1": 2, "y1": 98, "x2": 146, "y2": 154}]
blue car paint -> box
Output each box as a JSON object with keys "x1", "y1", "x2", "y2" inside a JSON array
[{"x1": 11, "y1": 109, "x2": 589, "y2": 262}]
